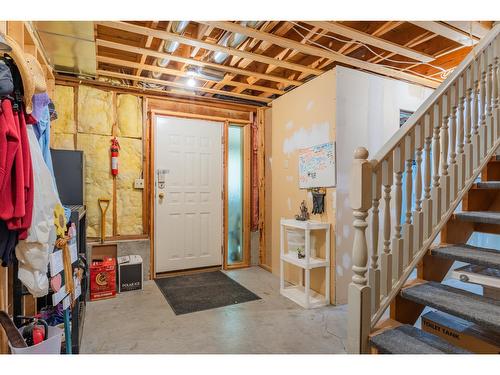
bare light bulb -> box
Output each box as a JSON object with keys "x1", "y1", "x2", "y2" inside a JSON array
[{"x1": 187, "y1": 77, "x2": 196, "y2": 88}]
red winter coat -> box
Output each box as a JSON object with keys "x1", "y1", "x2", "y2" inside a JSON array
[{"x1": 0, "y1": 99, "x2": 34, "y2": 239}]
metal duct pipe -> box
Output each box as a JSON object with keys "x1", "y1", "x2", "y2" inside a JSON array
[
  {"x1": 150, "y1": 21, "x2": 189, "y2": 80},
  {"x1": 212, "y1": 21, "x2": 264, "y2": 64}
]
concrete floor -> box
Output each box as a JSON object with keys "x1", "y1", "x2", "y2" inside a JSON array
[{"x1": 81, "y1": 267, "x2": 348, "y2": 354}]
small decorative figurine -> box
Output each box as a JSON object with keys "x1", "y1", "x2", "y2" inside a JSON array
[
  {"x1": 295, "y1": 200, "x2": 310, "y2": 221},
  {"x1": 297, "y1": 248, "x2": 305, "y2": 259}
]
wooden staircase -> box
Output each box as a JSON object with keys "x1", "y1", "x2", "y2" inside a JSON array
[
  {"x1": 347, "y1": 24, "x2": 500, "y2": 354},
  {"x1": 370, "y1": 159, "x2": 500, "y2": 353}
]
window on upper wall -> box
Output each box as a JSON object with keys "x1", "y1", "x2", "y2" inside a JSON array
[{"x1": 400, "y1": 109, "x2": 414, "y2": 127}]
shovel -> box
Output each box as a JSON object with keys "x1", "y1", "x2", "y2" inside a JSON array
[{"x1": 98, "y1": 198, "x2": 111, "y2": 244}]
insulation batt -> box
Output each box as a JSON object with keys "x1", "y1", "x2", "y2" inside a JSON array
[
  {"x1": 51, "y1": 85, "x2": 75, "y2": 134},
  {"x1": 78, "y1": 86, "x2": 113, "y2": 135},
  {"x1": 116, "y1": 94, "x2": 142, "y2": 138},
  {"x1": 16, "y1": 125, "x2": 59, "y2": 297}
]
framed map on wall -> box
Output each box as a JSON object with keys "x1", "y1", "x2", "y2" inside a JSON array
[{"x1": 298, "y1": 142, "x2": 336, "y2": 189}]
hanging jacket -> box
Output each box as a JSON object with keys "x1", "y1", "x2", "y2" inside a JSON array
[
  {"x1": 0, "y1": 99, "x2": 20, "y2": 194},
  {"x1": 16, "y1": 125, "x2": 59, "y2": 297}
]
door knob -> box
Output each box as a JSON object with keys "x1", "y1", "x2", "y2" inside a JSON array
[{"x1": 158, "y1": 192, "x2": 165, "y2": 199}]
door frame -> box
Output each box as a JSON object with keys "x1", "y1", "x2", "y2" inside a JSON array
[
  {"x1": 149, "y1": 111, "x2": 251, "y2": 278},
  {"x1": 223, "y1": 121, "x2": 251, "y2": 270}
]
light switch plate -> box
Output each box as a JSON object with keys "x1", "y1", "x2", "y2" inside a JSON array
[{"x1": 134, "y1": 179, "x2": 145, "y2": 189}]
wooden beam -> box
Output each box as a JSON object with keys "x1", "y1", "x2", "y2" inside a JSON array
[
  {"x1": 443, "y1": 21, "x2": 492, "y2": 39},
  {"x1": 203, "y1": 21, "x2": 440, "y2": 88},
  {"x1": 308, "y1": 21, "x2": 435, "y2": 62},
  {"x1": 97, "y1": 55, "x2": 285, "y2": 95},
  {"x1": 97, "y1": 70, "x2": 273, "y2": 103},
  {"x1": 95, "y1": 21, "x2": 322, "y2": 76},
  {"x1": 409, "y1": 21, "x2": 479, "y2": 46},
  {"x1": 96, "y1": 39, "x2": 302, "y2": 87}
]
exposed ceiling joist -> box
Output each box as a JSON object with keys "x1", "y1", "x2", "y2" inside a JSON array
[
  {"x1": 97, "y1": 55, "x2": 284, "y2": 95},
  {"x1": 443, "y1": 21, "x2": 492, "y2": 39},
  {"x1": 97, "y1": 70, "x2": 273, "y2": 103},
  {"x1": 96, "y1": 21, "x2": 323, "y2": 76},
  {"x1": 203, "y1": 21, "x2": 441, "y2": 88},
  {"x1": 307, "y1": 21, "x2": 435, "y2": 63},
  {"x1": 96, "y1": 39, "x2": 302, "y2": 87},
  {"x1": 409, "y1": 21, "x2": 479, "y2": 46}
]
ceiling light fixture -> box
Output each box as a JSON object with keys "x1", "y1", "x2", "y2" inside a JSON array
[{"x1": 187, "y1": 77, "x2": 196, "y2": 88}]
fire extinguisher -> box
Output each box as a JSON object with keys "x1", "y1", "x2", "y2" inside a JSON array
[{"x1": 110, "y1": 137, "x2": 120, "y2": 176}]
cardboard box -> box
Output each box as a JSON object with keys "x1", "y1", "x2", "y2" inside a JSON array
[
  {"x1": 90, "y1": 243, "x2": 118, "y2": 301},
  {"x1": 117, "y1": 255, "x2": 143, "y2": 293},
  {"x1": 422, "y1": 311, "x2": 500, "y2": 354}
]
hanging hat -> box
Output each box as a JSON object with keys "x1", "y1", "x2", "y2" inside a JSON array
[
  {"x1": 1, "y1": 33, "x2": 35, "y2": 114},
  {"x1": 25, "y1": 53, "x2": 47, "y2": 94}
]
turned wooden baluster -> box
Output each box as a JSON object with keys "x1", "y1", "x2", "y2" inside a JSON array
[
  {"x1": 392, "y1": 144, "x2": 404, "y2": 280},
  {"x1": 465, "y1": 65, "x2": 474, "y2": 178},
  {"x1": 449, "y1": 83, "x2": 458, "y2": 201},
  {"x1": 431, "y1": 103, "x2": 442, "y2": 227},
  {"x1": 493, "y1": 37, "x2": 500, "y2": 141},
  {"x1": 413, "y1": 122, "x2": 424, "y2": 255},
  {"x1": 479, "y1": 51, "x2": 488, "y2": 159},
  {"x1": 486, "y1": 43, "x2": 494, "y2": 149},
  {"x1": 457, "y1": 73, "x2": 466, "y2": 190},
  {"x1": 472, "y1": 56, "x2": 481, "y2": 169},
  {"x1": 440, "y1": 92, "x2": 451, "y2": 213},
  {"x1": 403, "y1": 133, "x2": 414, "y2": 267},
  {"x1": 422, "y1": 112, "x2": 433, "y2": 240},
  {"x1": 494, "y1": 37, "x2": 500, "y2": 141},
  {"x1": 370, "y1": 169, "x2": 381, "y2": 313},
  {"x1": 380, "y1": 158, "x2": 393, "y2": 297},
  {"x1": 347, "y1": 147, "x2": 372, "y2": 354}
]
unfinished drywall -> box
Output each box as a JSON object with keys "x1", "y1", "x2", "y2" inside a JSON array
[
  {"x1": 334, "y1": 66, "x2": 434, "y2": 304},
  {"x1": 271, "y1": 70, "x2": 336, "y2": 302}
]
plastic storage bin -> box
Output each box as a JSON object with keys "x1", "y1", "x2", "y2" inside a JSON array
[{"x1": 9, "y1": 326, "x2": 63, "y2": 354}]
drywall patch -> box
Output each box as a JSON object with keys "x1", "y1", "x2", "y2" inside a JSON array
[
  {"x1": 282, "y1": 122, "x2": 331, "y2": 155},
  {"x1": 285, "y1": 121, "x2": 293, "y2": 130},
  {"x1": 286, "y1": 175, "x2": 293, "y2": 182},
  {"x1": 287, "y1": 197, "x2": 292, "y2": 211},
  {"x1": 306, "y1": 100, "x2": 314, "y2": 111}
]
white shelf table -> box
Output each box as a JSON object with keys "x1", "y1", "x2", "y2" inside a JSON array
[{"x1": 280, "y1": 219, "x2": 330, "y2": 309}]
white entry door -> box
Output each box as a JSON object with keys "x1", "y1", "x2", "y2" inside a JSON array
[{"x1": 154, "y1": 116, "x2": 223, "y2": 273}]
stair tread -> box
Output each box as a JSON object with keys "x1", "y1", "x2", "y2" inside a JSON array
[
  {"x1": 476, "y1": 181, "x2": 500, "y2": 189},
  {"x1": 455, "y1": 211, "x2": 500, "y2": 225},
  {"x1": 370, "y1": 324, "x2": 470, "y2": 354},
  {"x1": 401, "y1": 281, "x2": 500, "y2": 332},
  {"x1": 431, "y1": 244, "x2": 500, "y2": 269}
]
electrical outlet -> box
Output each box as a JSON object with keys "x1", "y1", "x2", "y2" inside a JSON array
[{"x1": 134, "y1": 179, "x2": 144, "y2": 189}]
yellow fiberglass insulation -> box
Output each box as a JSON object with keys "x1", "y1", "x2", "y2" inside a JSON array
[
  {"x1": 77, "y1": 133, "x2": 113, "y2": 238},
  {"x1": 116, "y1": 137, "x2": 143, "y2": 235},
  {"x1": 78, "y1": 86, "x2": 113, "y2": 135},
  {"x1": 52, "y1": 85, "x2": 75, "y2": 134},
  {"x1": 50, "y1": 133, "x2": 74, "y2": 150},
  {"x1": 116, "y1": 94, "x2": 143, "y2": 139}
]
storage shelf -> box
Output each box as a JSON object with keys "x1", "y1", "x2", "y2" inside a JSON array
[
  {"x1": 280, "y1": 285, "x2": 327, "y2": 309},
  {"x1": 281, "y1": 252, "x2": 328, "y2": 269},
  {"x1": 280, "y1": 219, "x2": 330, "y2": 230}
]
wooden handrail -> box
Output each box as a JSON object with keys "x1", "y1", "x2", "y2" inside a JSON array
[
  {"x1": 371, "y1": 23, "x2": 500, "y2": 167},
  {"x1": 348, "y1": 25, "x2": 500, "y2": 353}
]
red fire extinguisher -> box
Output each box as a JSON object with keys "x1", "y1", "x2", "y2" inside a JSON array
[{"x1": 110, "y1": 137, "x2": 120, "y2": 176}]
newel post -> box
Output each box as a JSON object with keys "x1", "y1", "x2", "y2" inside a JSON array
[{"x1": 347, "y1": 147, "x2": 372, "y2": 354}]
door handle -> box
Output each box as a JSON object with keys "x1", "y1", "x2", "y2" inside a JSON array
[{"x1": 158, "y1": 192, "x2": 165, "y2": 199}]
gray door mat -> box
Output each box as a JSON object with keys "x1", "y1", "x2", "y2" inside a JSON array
[
  {"x1": 155, "y1": 271, "x2": 261, "y2": 315},
  {"x1": 431, "y1": 244, "x2": 500, "y2": 269},
  {"x1": 370, "y1": 325, "x2": 470, "y2": 354}
]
